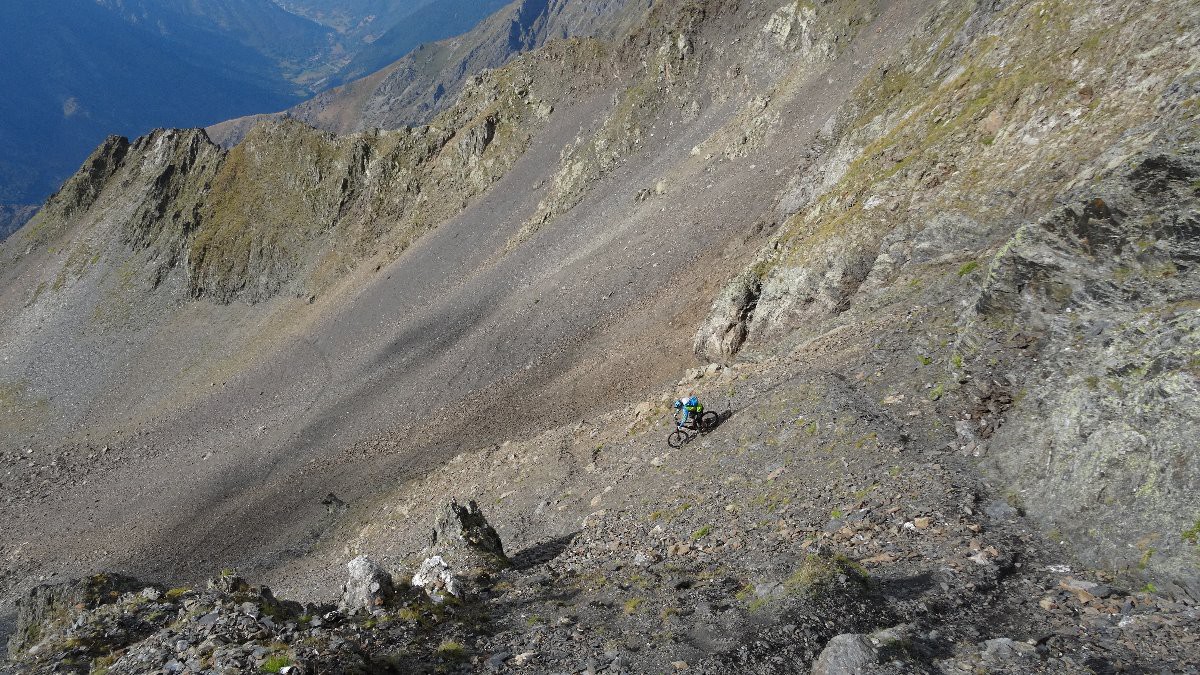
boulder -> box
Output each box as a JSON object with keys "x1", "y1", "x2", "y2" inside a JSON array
[
  {"x1": 811, "y1": 634, "x2": 878, "y2": 675},
  {"x1": 411, "y1": 556, "x2": 461, "y2": 603},
  {"x1": 339, "y1": 555, "x2": 394, "y2": 613}
]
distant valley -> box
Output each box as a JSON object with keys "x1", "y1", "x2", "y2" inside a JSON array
[{"x1": 0, "y1": 0, "x2": 505, "y2": 238}]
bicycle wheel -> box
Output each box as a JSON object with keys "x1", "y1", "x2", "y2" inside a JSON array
[
  {"x1": 698, "y1": 411, "x2": 720, "y2": 432},
  {"x1": 667, "y1": 430, "x2": 688, "y2": 448}
]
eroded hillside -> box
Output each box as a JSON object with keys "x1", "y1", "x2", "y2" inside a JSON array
[{"x1": 1, "y1": 0, "x2": 1198, "y2": 672}]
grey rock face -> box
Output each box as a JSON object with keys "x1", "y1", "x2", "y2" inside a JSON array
[
  {"x1": 966, "y1": 145, "x2": 1200, "y2": 595},
  {"x1": 694, "y1": 271, "x2": 761, "y2": 362},
  {"x1": 339, "y1": 555, "x2": 394, "y2": 614},
  {"x1": 811, "y1": 633, "x2": 878, "y2": 675}
]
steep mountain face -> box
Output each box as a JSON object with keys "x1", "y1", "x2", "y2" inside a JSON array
[
  {"x1": 2, "y1": 0, "x2": 1199, "y2": 672},
  {"x1": 691, "y1": 0, "x2": 1200, "y2": 596}
]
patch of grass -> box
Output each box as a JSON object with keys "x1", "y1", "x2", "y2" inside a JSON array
[
  {"x1": 623, "y1": 598, "x2": 643, "y2": 615},
  {"x1": 437, "y1": 640, "x2": 467, "y2": 660},
  {"x1": 261, "y1": 654, "x2": 292, "y2": 673},
  {"x1": 692, "y1": 525, "x2": 712, "y2": 540},
  {"x1": 917, "y1": 355, "x2": 933, "y2": 366},
  {"x1": 853, "y1": 484, "x2": 879, "y2": 499},
  {"x1": 91, "y1": 653, "x2": 118, "y2": 675},
  {"x1": 784, "y1": 554, "x2": 869, "y2": 597},
  {"x1": 830, "y1": 508, "x2": 844, "y2": 519},
  {"x1": 1141, "y1": 582, "x2": 1158, "y2": 594},
  {"x1": 957, "y1": 260, "x2": 980, "y2": 276},
  {"x1": 951, "y1": 353, "x2": 963, "y2": 369},
  {"x1": 1182, "y1": 520, "x2": 1200, "y2": 546},
  {"x1": 164, "y1": 588, "x2": 190, "y2": 601},
  {"x1": 928, "y1": 383, "x2": 945, "y2": 401}
]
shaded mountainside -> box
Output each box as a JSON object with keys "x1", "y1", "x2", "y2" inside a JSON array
[
  {"x1": 208, "y1": 0, "x2": 651, "y2": 145},
  {"x1": 2, "y1": 0, "x2": 1199, "y2": 672},
  {"x1": 271, "y1": 0, "x2": 433, "y2": 39},
  {"x1": 0, "y1": 206, "x2": 36, "y2": 243},
  {"x1": 333, "y1": 0, "x2": 515, "y2": 85},
  {"x1": 0, "y1": 0, "x2": 505, "y2": 209},
  {"x1": 0, "y1": 0, "x2": 309, "y2": 207}
]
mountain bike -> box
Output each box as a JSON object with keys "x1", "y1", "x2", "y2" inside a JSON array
[{"x1": 667, "y1": 410, "x2": 720, "y2": 448}]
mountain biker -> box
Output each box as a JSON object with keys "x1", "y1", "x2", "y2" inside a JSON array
[{"x1": 673, "y1": 393, "x2": 704, "y2": 430}]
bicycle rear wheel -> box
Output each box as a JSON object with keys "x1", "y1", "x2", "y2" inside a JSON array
[
  {"x1": 698, "y1": 411, "x2": 719, "y2": 432},
  {"x1": 667, "y1": 430, "x2": 688, "y2": 448}
]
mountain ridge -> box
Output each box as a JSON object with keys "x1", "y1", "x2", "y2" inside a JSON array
[{"x1": 207, "y1": 0, "x2": 651, "y2": 146}]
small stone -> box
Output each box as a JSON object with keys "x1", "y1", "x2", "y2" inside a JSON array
[
  {"x1": 486, "y1": 651, "x2": 511, "y2": 670},
  {"x1": 512, "y1": 651, "x2": 537, "y2": 666},
  {"x1": 671, "y1": 661, "x2": 689, "y2": 671},
  {"x1": 913, "y1": 517, "x2": 932, "y2": 530}
]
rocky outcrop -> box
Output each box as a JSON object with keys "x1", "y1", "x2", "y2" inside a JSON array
[
  {"x1": 427, "y1": 500, "x2": 508, "y2": 566},
  {"x1": 811, "y1": 633, "x2": 879, "y2": 675},
  {"x1": 7, "y1": 574, "x2": 145, "y2": 656},
  {"x1": 410, "y1": 556, "x2": 461, "y2": 603},
  {"x1": 693, "y1": 270, "x2": 761, "y2": 363},
  {"x1": 964, "y1": 144, "x2": 1200, "y2": 596},
  {"x1": 412, "y1": 500, "x2": 509, "y2": 601}
]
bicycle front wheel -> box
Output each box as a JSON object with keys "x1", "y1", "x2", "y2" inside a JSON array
[{"x1": 667, "y1": 430, "x2": 688, "y2": 449}]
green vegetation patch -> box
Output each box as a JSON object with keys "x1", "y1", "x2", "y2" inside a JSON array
[
  {"x1": 784, "y1": 553, "x2": 870, "y2": 597},
  {"x1": 1182, "y1": 519, "x2": 1200, "y2": 547},
  {"x1": 261, "y1": 654, "x2": 292, "y2": 673}
]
